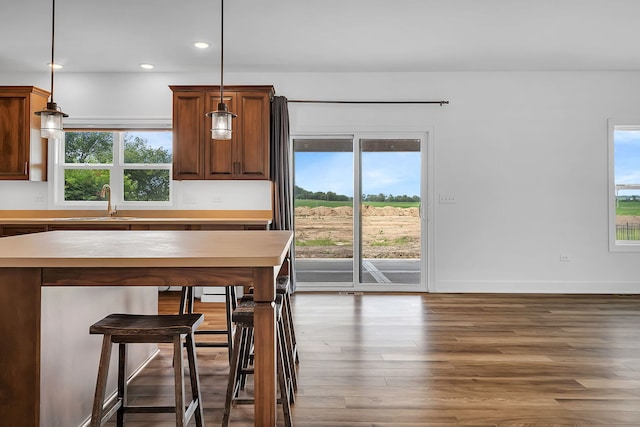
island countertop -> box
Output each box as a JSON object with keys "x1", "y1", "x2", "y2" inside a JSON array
[{"x1": 0, "y1": 229, "x2": 292, "y2": 268}]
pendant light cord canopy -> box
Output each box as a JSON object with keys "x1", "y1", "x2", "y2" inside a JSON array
[
  {"x1": 206, "y1": 0, "x2": 236, "y2": 140},
  {"x1": 35, "y1": 0, "x2": 68, "y2": 140}
]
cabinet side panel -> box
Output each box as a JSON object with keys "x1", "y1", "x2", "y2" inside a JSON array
[
  {"x1": 173, "y1": 92, "x2": 204, "y2": 180},
  {"x1": 237, "y1": 92, "x2": 270, "y2": 179},
  {"x1": 0, "y1": 97, "x2": 28, "y2": 179},
  {"x1": 28, "y1": 92, "x2": 49, "y2": 181}
]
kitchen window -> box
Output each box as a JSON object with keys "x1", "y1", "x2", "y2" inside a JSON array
[
  {"x1": 54, "y1": 130, "x2": 172, "y2": 207},
  {"x1": 608, "y1": 120, "x2": 640, "y2": 251}
]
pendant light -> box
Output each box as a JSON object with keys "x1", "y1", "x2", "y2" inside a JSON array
[
  {"x1": 205, "y1": 0, "x2": 236, "y2": 140},
  {"x1": 35, "y1": 0, "x2": 68, "y2": 140}
]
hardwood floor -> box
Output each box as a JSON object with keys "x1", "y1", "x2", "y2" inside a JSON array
[{"x1": 105, "y1": 292, "x2": 640, "y2": 426}]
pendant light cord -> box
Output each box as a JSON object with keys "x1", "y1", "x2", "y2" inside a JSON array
[
  {"x1": 50, "y1": 0, "x2": 56, "y2": 103},
  {"x1": 219, "y1": 0, "x2": 224, "y2": 104}
]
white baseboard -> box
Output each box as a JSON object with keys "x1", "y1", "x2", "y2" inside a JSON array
[
  {"x1": 200, "y1": 294, "x2": 227, "y2": 303},
  {"x1": 200, "y1": 285, "x2": 244, "y2": 303},
  {"x1": 432, "y1": 280, "x2": 640, "y2": 294}
]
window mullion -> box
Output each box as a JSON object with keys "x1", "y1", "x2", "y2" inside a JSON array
[{"x1": 110, "y1": 131, "x2": 124, "y2": 206}]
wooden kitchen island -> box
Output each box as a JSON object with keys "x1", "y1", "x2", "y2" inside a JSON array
[{"x1": 0, "y1": 229, "x2": 292, "y2": 427}]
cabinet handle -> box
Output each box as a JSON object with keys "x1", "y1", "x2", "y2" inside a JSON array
[{"x1": 24, "y1": 162, "x2": 28, "y2": 175}]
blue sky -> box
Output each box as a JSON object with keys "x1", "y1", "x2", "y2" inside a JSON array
[
  {"x1": 294, "y1": 152, "x2": 421, "y2": 198},
  {"x1": 614, "y1": 130, "x2": 640, "y2": 195},
  {"x1": 127, "y1": 131, "x2": 173, "y2": 152}
]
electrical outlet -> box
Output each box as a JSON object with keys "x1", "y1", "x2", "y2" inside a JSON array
[
  {"x1": 439, "y1": 194, "x2": 456, "y2": 204},
  {"x1": 183, "y1": 193, "x2": 197, "y2": 204},
  {"x1": 212, "y1": 195, "x2": 224, "y2": 203},
  {"x1": 559, "y1": 254, "x2": 571, "y2": 262}
]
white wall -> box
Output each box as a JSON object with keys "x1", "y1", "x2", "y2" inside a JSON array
[
  {"x1": 41, "y1": 286, "x2": 157, "y2": 427},
  {"x1": 2, "y1": 70, "x2": 639, "y2": 293}
]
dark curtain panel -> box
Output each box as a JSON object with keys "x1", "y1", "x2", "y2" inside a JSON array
[{"x1": 270, "y1": 96, "x2": 296, "y2": 291}]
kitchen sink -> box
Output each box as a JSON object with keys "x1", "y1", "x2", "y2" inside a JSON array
[{"x1": 58, "y1": 216, "x2": 136, "y2": 221}]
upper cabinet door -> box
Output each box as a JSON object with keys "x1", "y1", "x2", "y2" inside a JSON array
[
  {"x1": 172, "y1": 90, "x2": 205, "y2": 180},
  {"x1": 0, "y1": 86, "x2": 49, "y2": 181},
  {"x1": 235, "y1": 91, "x2": 271, "y2": 180}
]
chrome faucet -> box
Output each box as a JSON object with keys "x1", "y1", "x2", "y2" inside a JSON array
[{"x1": 99, "y1": 184, "x2": 117, "y2": 217}]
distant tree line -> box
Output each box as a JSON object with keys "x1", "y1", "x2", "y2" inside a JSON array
[
  {"x1": 294, "y1": 185, "x2": 419, "y2": 202},
  {"x1": 294, "y1": 185, "x2": 351, "y2": 201},
  {"x1": 363, "y1": 193, "x2": 420, "y2": 202}
]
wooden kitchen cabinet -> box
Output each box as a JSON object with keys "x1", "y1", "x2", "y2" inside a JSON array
[
  {"x1": 170, "y1": 85, "x2": 274, "y2": 180},
  {"x1": 0, "y1": 224, "x2": 47, "y2": 237},
  {"x1": 0, "y1": 86, "x2": 50, "y2": 181}
]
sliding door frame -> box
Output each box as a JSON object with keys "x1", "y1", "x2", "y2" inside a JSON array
[{"x1": 291, "y1": 130, "x2": 434, "y2": 293}]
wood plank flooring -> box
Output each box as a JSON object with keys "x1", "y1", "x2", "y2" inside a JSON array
[{"x1": 105, "y1": 292, "x2": 640, "y2": 426}]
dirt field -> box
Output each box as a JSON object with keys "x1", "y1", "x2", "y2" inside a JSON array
[
  {"x1": 294, "y1": 205, "x2": 420, "y2": 258},
  {"x1": 617, "y1": 215, "x2": 640, "y2": 225},
  {"x1": 295, "y1": 210, "x2": 640, "y2": 258}
]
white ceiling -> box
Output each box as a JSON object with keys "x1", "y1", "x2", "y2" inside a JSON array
[{"x1": 1, "y1": 0, "x2": 640, "y2": 74}]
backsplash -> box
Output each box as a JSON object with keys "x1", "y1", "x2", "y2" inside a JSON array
[{"x1": 0, "y1": 180, "x2": 272, "y2": 210}]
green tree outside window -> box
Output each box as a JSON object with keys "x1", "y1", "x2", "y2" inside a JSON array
[{"x1": 63, "y1": 131, "x2": 171, "y2": 202}]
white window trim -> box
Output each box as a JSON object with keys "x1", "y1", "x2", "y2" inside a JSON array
[
  {"x1": 52, "y1": 120, "x2": 173, "y2": 209},
  {"x1": 608, "y1": 119, "x2": 640, "y2": 252}
]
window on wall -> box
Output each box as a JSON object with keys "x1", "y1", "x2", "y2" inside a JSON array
[
  {"x1": 56, "y1": 130, "x2": 172, "y2": 206},
  {"x1": 609, "y1": 122, "x2": 640, "y2": 251}
]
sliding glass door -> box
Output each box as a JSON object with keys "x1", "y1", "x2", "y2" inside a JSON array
[
  {"x1": 359, "y1": 138, "x2": 421, "y2": 285},
  {"x1": 293, "y1": 134, "x2": 425, "y2": 291},
  {"x1": 293, "y1": 138, "x2": 354, "y2": 286}
]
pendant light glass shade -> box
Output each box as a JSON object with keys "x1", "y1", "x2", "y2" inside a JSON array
[
  {"x1": 35, "y1": 101, "x2": 68, "y2": 140},
  {"x1": 34, "y1": 0, "x2": 68, "y2": 140},
  {"x1": 206, "y1": 0, "x2": 235, "y2": 141},
  {"x1": 207, "y1": 102, "x2": 236, "y2": 140}
]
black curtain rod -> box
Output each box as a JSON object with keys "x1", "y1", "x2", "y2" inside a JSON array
[{"x1": 286, "y1": 99, "x2": 449, "y2": 106}]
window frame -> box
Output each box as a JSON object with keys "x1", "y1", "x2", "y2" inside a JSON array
[
  {"x1": 53, "y1": 127, "x2": 173, "y2": 208},
  {"x1": 608, "y1": 119, "x2": 640, "y2": 252}
]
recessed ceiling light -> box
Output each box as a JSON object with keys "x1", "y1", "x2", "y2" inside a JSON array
[
  {"x1": 49, "y1": 63, "x2": 62, "y2": 69},
  {"x1": 194, "y1": 42, "x2": 210, "y2": 49},
  {"x1": 140, "y1": 63, "x2": 154, "y2": 70}
]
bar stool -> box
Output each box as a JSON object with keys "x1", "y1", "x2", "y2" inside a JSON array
[
  {"x1": 249, "y1": 275, "x2": 298, "y2": 391},
  {"x1": 222, "y1": 296, "x2": 293, "y2": 427},
  {"x1": 89, "y1": 313, "x2": 205, "y2": 427},
  {"x1": 179, "y1": 285, "x2": 237, "y2": 353},
  {"x1": 277, "y1": 276, "x2": 299, "y2": 365}
]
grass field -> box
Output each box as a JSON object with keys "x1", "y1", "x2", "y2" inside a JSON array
[
  {"x1": 617, "y1": 200, "x2": 640, "y2": 216},
  {"x1": 296, "y1": 199, "x2": 640, "y2": 215}
]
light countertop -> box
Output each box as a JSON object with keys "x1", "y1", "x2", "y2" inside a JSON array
[
  {"x1": 0, "y1": 229, "x2": 292, "y2": 268},
  {"x1": 0, "y1": 210, "x2": 272, "y2": 225}
]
